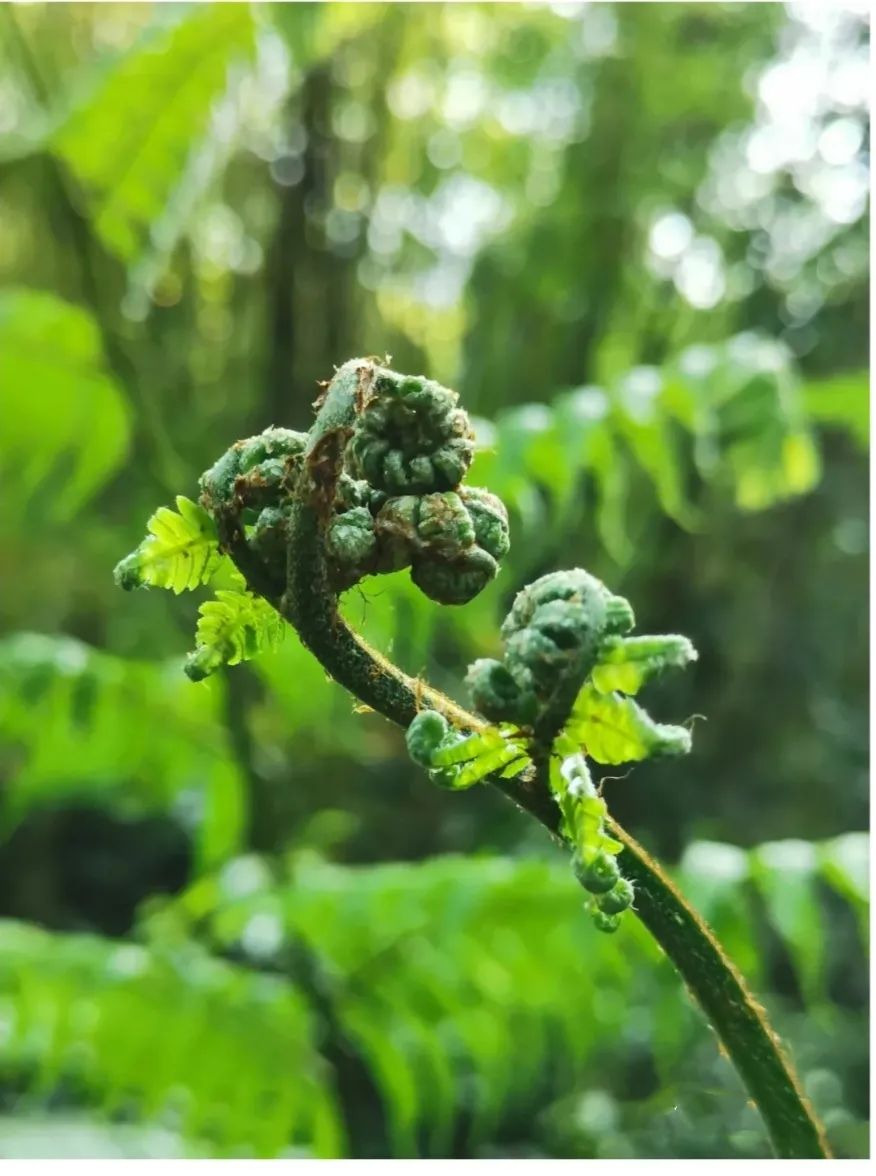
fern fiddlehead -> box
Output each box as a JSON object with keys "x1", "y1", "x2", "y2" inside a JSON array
[
  {"x1": 410, "y1": 567, "x2": 695, "y2": 935},
  {"x1": 115, "y1": 357, "x2": 830, "y2": 1159}
]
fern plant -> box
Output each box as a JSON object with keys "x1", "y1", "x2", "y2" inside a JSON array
[{"x1": 115, "y1": 358, "x2": 832, "y2": 1158}]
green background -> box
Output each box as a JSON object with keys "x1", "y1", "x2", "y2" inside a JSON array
[{"x1": 0, "y1": 1, "x2": 868, "y2": 1159}]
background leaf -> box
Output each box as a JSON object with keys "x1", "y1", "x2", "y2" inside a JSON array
[
  {"x1": 52, "y1": 5, "x2": 256, "y2": 265},
  {"x1": 802, "y1": 372, "x2": 869, "y2": 450},
  {"x1": 0, "y1": 289, "x2": 129, "y2": 520},
  {"x1": 0, "y1": 632, "x2": 246, "y2": 870}
]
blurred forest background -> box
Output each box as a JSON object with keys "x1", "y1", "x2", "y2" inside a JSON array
[{"x1": 0, "y1": 0, "x2": 869, "y2": 1160}]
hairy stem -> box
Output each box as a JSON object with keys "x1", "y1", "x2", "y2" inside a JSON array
[
  {"x1": 240, "y1": 360, "x2": 829, "y2": 1159},
  {"x1": 611, "y1": 824, "x2": 829, "y2": 1159}
]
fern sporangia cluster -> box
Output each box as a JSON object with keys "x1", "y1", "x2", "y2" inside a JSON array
[{"x1": 115, "y1": 357, "x2": 830, "y2": 1158}]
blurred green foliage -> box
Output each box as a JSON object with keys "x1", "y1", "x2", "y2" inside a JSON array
[
  {"x1": 0, "y1": 835, "x2": 867, "y2": 1158},
  {"x1": 0, "y1": 0, "x2": 868, "y2": 1160}
]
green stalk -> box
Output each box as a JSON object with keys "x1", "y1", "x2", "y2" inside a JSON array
[
  {"x1": 243, "y1": 360, "x2": 829, "y2": 1159},
  {"x1": 612, "y1": 825, "x2": 829, "y2": 1158}
]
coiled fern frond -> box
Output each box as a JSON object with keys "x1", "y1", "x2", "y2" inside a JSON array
[
  {"x1": 408, "y1": 568, "x2": 697, "y2": 933},
  {"x1": 112, "y1": 357, "x2": 835, "y2": 1157}
]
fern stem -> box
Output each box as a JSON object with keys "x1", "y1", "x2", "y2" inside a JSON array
[
  {"x1": 242, "y1": 361, "x2": 831, "y2": 1159},
  {"x1": 609, "y1": 824, "x2": 830, "y2": 1159}
]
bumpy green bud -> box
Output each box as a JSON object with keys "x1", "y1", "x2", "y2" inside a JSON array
[
  {"x1": 347, "y1": 370, "x2": 475, "y2": 494},
  {"x1": 200, "y1": 427, "x2": 307, "y2": 508},
  {"x1": 325, "y1": 506, "x2": 378, "y2": 583},
  {"x1": 250, "y1": 505, "x2": 289, "y2": 570},
  {"x1": 498, "y1": 570, "x2": 635, "y2": 706},
  {"x1": 239, "y1": 427, "x2": 308, "y2": 471},
  {"x1": 372, "y1": 495, "x2": 419, "y2": 572},
  {"x1": 575, "y1": 850, "x2": 621, "y2": 895},
  {"x1": 531, "y1": 599, "x2": 603, "y2": 654},
  {"x1": 406, "y1": 709, "x2": 449, "y2": 767},
  {"x1": 234, "y1": 458, "x2": 288, "y2": 510},
  {"x1": 465, "y1": 658, "x2": 538, "y2": 725},
  {"x1": 416, "y1": 492, "x2": 476, "y2": 554},
  {"x1": 502, "y1": 568, "x2": 616, "y2": 639},
  {"x1": 199, "y1": 446, "x2": 242, "y2": 506},
  {"x1": 373, "y1": 490, "x2": 507, "y2": 603},
  {"x1": 300, "y1": 366, "x2": 512, "y2": 604},
  {"x1": 505, "y1": 626, "x2": 573, "y2": 692},
  {"x1": 592, "y1": 910, "x2": 622, "y2": 934},
  {"x1": 335, "y1": 473, "x2": 373, "y2": 512},
  {"x1": 459, "y1": 487, "x2": 510, "y2": 562},
  {"x1": 411, "y1": 546, "x2": 499, "y2": 606},
  {"x1": 597, "y1": 877, "x2": 635, "y2": 915},
  {"x1": 603, "y1": 596, "x2": 635, "y2": 637}
]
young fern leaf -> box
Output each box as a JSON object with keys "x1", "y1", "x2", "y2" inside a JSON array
[
  {"x1": 429, "y1": 725, "x2": 514, "y2": 766},
  {"x1": 114, "y1": 495, "x2": 225, "y2": 593},
  {"x1": 550, "y1": 748, "x2": 623, "y2": 863},
  {"x1": 185, "y1": 574, "x2": 284, "y2": 682},
  {"x1": 591, "y1": 634, "x2": 697, "y2": 695},
  {"x1": 405, "y1": 711, "x2": 531, "y2": 791},
  {"x1": 114, "y1": 360, "x2": 832, "y2": 1157},
  {"x1": 549, "y1": 751, "x2": 631, "y2": 934},
  {"x1": 459, "y1": 570, "x2": 695, "y2": 934},
  {"x1": 440, "y1": 737, "x2": 528, "y2": 790}
]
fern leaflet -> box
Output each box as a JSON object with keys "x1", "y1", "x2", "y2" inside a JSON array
[
  {"x1": 185, "y1": 573, "x2": 284, "y2": 681},
  {"x1": 565, "y1": 682, "x2": 692, "y2": 765},
  {"x1": 406, "y1": 711, "x2": 531, "y2": 790},
  {"x1": 114, "y1": 495, "x2": 225, "y2": 593},
  {"x1": 590, "y1": 634, "x2": 697, "y2": 695}
]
